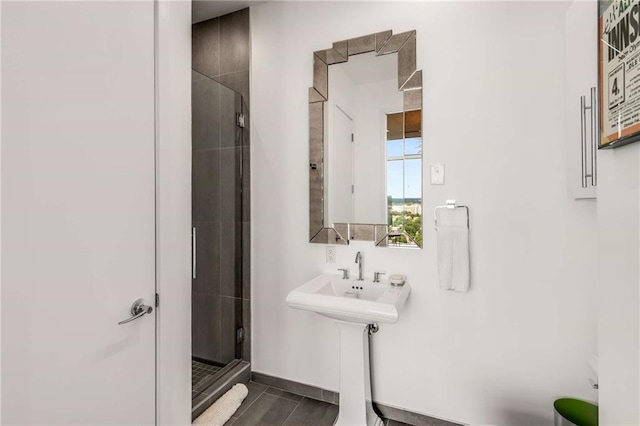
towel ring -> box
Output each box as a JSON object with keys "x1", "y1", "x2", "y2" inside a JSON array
[{"x1": 434, "y1": 200, "x2": 469, "y2": 229}]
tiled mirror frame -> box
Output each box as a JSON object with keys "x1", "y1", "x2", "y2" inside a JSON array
[{"x1": 308, "y1": 30, "x2": 423, "y2": 246}]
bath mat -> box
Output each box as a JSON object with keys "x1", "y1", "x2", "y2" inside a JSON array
[{"x1": 193, "y1": 383, "x2": 249, "y2": 426}]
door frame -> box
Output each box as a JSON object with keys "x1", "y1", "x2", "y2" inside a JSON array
[{"x1": 155, "y1": 1, "x2": 192, "y2": 424}]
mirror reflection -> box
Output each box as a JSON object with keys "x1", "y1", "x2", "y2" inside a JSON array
[
  {"x1": 324, "y1": 51, "x2": 423, "y2": 247},
  {"x1": 385, "y1": 110, "x2": 422, "y2": 247}
]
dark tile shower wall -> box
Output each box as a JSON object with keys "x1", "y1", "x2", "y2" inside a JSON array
[
  {"x1": 192, "y1": 8, "x2": 251, "y2": 364},
  {"x1": 193, "y1": 9, "x2": 250, "y2": 108}
]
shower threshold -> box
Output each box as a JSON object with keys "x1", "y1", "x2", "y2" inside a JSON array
[
  {"x1": 192, "y1": 359, "x2": 222, "y2": 391},
  {"x1": 191, "y1": 359, "x2": 250, "y2": 421}
]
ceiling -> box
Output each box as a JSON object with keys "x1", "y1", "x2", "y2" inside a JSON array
[{"x1": 192, "y1": 1, "x2": 267, "y2": 23}]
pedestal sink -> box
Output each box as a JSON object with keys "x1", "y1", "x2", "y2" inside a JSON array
[{"x1": 286, "y1": 274, "x2": 411, "y2": 426}]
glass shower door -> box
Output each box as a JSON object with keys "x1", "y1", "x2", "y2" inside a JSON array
[{"x1": 191, "y1": 70, "x2": 246, "y2": 399}]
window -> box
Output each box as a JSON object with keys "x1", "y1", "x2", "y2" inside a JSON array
[{"x1": 386, "y1": 111, "x2": 422, "y2": 247}]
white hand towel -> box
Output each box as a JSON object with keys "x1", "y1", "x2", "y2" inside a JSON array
[{"x1": 436, "y1": 207, "x2": 469, "y2": 292}]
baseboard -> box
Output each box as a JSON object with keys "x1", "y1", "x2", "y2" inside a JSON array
[{"x1": 251, "y1": 371, "x2": 463, "y2": 426}]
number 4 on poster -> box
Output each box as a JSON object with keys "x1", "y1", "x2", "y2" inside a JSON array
[{"x1": 608, "y1": 64, "x2": 625, "y2": 110}]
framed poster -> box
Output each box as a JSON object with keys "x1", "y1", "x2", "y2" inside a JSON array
[{"x1": 599, "y1": 0, "x2": 640, "y2": 148}]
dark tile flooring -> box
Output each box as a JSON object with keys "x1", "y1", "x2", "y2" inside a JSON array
[
  {"x1": 219, "y1": 382, "x2": 411, "y2": 426},
  {"x1": 192, "y1": 360, "x2": 221, "y2": 389}
]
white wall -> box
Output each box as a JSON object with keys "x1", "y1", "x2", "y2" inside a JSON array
[
  {"x1": 597, "y1": 145, "x2": 640, "y2": 425},
  {"x1": 0, "y1": 1, "x2": 4, "y2": 419},
  {"x1": 156, "y1": 1, "x2": 192, "y2": 424},
  {"x1": 251, "y1": 2, "x2": 598, "y2": 424}
]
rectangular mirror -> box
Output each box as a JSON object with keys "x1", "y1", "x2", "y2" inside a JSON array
[{"x1": 309, "y1": 30, "x2": 423, "y2": 248}]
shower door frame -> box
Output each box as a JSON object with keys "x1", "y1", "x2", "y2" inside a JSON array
[{"x1": 190, "y1": 71, "x2": 248, "y2": 399}]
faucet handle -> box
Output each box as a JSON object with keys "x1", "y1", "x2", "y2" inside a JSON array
[
  {"x1": 337, "y1": 268, "x2": 349, "y2": 279},
  {"x1": 373, "y1": 271, "x2": 385, "y2": 283}
]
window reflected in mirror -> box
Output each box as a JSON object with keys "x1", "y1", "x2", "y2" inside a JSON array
[{"x1": 385, "y1": 110, "x2": 422, "y2": 247}]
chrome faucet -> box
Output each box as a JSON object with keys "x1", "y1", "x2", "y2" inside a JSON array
[{"x1": 355, "y1": 251, "x2": 364, "y2": 281}]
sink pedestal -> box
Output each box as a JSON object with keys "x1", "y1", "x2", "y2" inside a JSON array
[{"x1": 334, "y1": 320, "x2": 383, "y2": 426}]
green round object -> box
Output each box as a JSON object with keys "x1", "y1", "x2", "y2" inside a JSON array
[{"x1": 554, "y1": 398, "x2": 598, "y2": 426}]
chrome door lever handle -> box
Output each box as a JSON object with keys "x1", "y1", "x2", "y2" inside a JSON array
[{"x1": 118, "y1": 298, "x2": 153, "y2": 325}]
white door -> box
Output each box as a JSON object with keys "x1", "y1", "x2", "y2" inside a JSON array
[
  {"x1": 329, "y1": 106, "x2": 354, "y2": 224},
  {"x1": 2, "y1": 2, "x2": 157, "y2": 424}
]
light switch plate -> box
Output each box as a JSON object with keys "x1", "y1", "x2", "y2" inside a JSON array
[{"x1": 430, "y1": 164, "x2": 445, "y2": 185}]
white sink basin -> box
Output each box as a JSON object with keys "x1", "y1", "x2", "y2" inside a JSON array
[{"x1": 286, "y1": 273, "x2": 411, "y2": 324}]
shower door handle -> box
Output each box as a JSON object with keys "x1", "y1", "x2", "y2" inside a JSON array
[
  {"x1": 192, "y1": 226, "x2": 196, "y2": 280},
  {"x1": 118, "y1": 298, "x2": 153, "y2": 325}
]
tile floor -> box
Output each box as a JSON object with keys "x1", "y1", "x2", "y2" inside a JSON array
[
  {"x1": 192, "y1": 360, "x2": 221, "y2": 389},
  {"x1": 222, "y1": 382, "x2": 411, "y2": 426}
]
